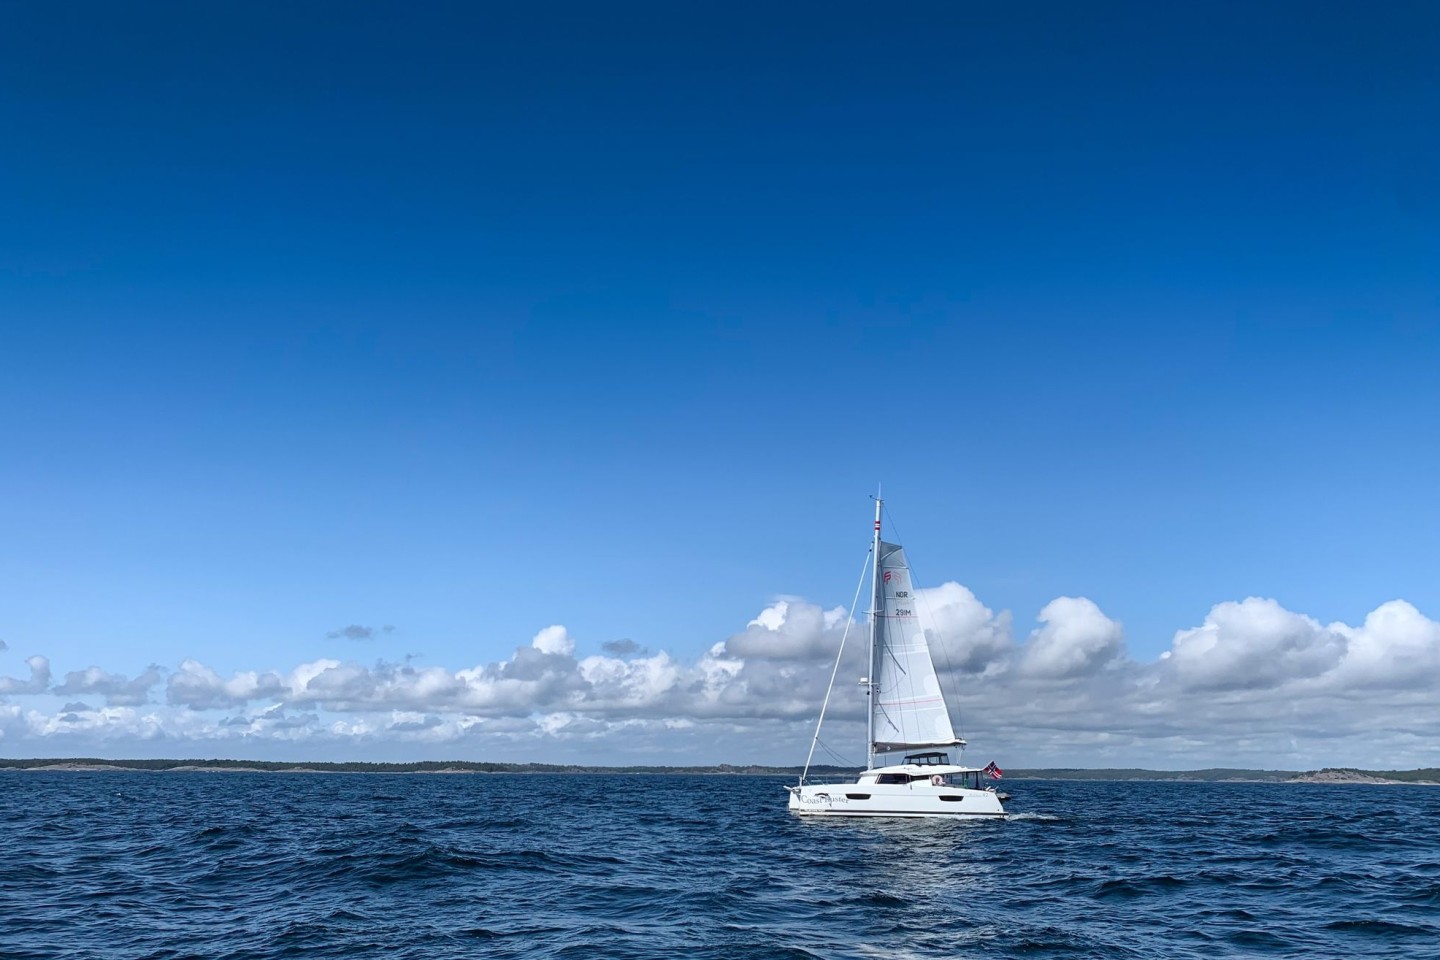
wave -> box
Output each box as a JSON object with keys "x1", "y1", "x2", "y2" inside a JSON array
[{"x1": 1, "y1": 774, "x2": 1437, "y2": 959}]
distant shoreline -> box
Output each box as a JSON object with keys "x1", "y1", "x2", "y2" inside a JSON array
[{"x1": 1, "y1": 758, "x2": 1436, "y2": 785}]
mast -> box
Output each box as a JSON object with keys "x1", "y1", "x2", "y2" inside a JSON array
[{"x1": 865, "y1": 486, "x2": 882, "y2": 770}]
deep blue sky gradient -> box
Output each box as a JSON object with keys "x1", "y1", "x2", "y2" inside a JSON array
[{"x1": 2, "y1": 2, "x2": 1437, "y2": 678}]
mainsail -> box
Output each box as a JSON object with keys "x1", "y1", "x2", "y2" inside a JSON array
[{"x1": 871, "y1": 540, "x2": 963, "y2": 755}]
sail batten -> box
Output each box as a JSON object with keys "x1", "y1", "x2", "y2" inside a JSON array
[{"x1": 869, "y1": 540, "x2": 959, "y2": 756}]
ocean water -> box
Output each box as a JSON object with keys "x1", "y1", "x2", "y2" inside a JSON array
[{"x1": 2, "y1": 772, "x2": 1437, "y2": 959}]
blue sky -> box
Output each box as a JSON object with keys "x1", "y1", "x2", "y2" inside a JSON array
[{"x1": 2, "y1": 2, "x2": 1437, "y2": 765}]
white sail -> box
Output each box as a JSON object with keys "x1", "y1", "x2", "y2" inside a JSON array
[{"x1": 871, "y1": 540, "x2": 963, "y2": 755}]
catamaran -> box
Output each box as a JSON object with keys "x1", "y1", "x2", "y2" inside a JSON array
[{"x1": 787, "y1": 494, "x2": 1007, "y2": 818}]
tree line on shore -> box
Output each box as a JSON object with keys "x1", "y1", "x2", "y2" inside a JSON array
[{"x1": 1, "y1": 757, "x2": 1436, "y2": 782}]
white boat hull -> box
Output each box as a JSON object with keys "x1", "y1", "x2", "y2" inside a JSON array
[{"x1": 787, "y1": 781, "x2": 1006, "y2": 819}]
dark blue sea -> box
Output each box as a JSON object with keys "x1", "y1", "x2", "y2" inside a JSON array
[{"x1": 2, "y1": 772, "x2": 1438, "y2": 959}]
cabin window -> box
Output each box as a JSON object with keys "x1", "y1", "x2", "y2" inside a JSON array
[
  {"x1": 877, "y1": 774, "x2": 908, "y2": 784},
  {"x1": 902, "y1": 751, "x2": 950, "y2": 766},
  {"x1": 939, "y1": 795, "x2": 964, "y2": 802},
  {"x1": 846, "y1": 793, "x2": 871, "y2": 800}
]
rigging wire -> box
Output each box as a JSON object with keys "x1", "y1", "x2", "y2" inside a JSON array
[
  {"x1": 814, "y1": 737, "x2": 861, "y2": 769},
  {"x1": 799, "y1": 544, "x2": 874, "y2": 786}
]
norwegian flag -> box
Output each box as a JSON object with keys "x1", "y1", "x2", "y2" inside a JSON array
[{"x1": 983, "y1": 761, "x2": 1003, "y2": 780}]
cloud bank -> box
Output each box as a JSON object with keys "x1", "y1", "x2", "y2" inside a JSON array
[{"x1": 2, "y1": 588, "x2": 1438, "y2": 769}]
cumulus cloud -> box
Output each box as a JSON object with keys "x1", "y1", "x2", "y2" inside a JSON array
[
  {"x1": 529, "y1": 625, "x2": 574, "y2": 657},
  {"x1": 1331, "y1": 600, "x2": 1440, "y2": 688},
  {"x1": 724, "y1": 600, "x2": 850, "y2": 661},
  {"x1": 919, "y1": 582, "x2": 1014, "y2": 674},
  {"x1": 167, "y1": 660, "x2": 288, "y2": 710},
  {"x1": 53, "y1": 666, "x2": 164, "y2": 706},
  {"x1": 4, "y1": 589, "x2": 1440, "y2": 770},
  {"x1": 1163, "y1": 597, "x2": 1345, "y2": 690},
  {"x1": 1020, "y1": 597, "x2": 1125, "y2": 678},
  {"x1": 0, "y1": 655, "x2": 51, "y2": 695}
]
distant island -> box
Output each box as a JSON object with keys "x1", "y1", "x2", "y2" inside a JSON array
[{"x1": 1, "y1": 758, "x2": 1436, "y2": 784}]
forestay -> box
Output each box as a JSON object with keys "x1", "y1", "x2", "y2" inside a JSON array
[{"x1": 871, "y1": 540, "x2": 963, "y2": 755}]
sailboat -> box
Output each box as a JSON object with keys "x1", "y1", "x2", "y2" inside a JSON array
[{"x1": 786, "y1": 494, "x2": 1007, "y2": 818}]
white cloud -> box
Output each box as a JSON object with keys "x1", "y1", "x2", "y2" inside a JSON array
[
  {"x1": 919, "y1": 582, "x2": 1014, "y2": 674},
  {"x1": 576, "y1": 651, "x2": 683, "y2": 709},
  {"x1": 530, "y1": 625, "x2": 574, "y2": 657},
  {"x1": 4, "y1": 591, "x2": 1440, "y2": 770},
  {"x1": 1331, "y1": 600, "x2": 1440, "y2": 688},
  {"x1": 1020, "y1": 597, "x2": 1124, "y2": 678},
  {"x1": 725, "y1": 600, "x2": 852, "y2": 661},
  {"x1": 54, "y1": 666, "x2": 164, "y2": 706},
  {"x1": 1164, "y1": 597, "x2": 1346, "y2": 690},
  {"x1": 0, "y1": 656, "x2": 51, "y2": 695},
  {"x1": 166, "y1": 659, "x2": 287, "y2": 710}
]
